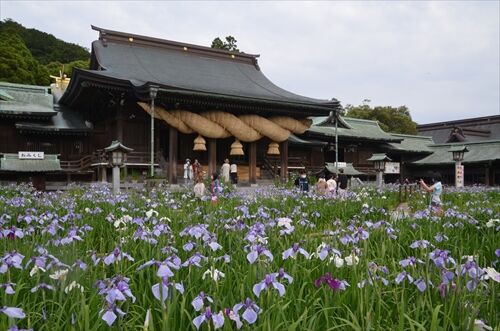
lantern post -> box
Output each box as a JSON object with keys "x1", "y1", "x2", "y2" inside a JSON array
[{"x1": 105, "y1": 140, "x2": 133, "y2": 194}]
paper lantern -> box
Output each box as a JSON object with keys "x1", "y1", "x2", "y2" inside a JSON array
[
  {"x1": 267, "y1": 142, "x2": 280, "y2": 155},
  {"x1": 230, "y1": 139, "x2": 244, "y2": 156},
  {"x1": 193, "y1": 135, "x2": 207, "y2": 151}
]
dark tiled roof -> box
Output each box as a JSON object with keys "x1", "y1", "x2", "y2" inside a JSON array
[{"x1": 61, "y1": 26, "x2": 339, "y2": 116}]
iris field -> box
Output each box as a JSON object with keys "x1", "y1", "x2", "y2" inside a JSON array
[{"x1": 0, "y1": 183, "x2": 499, "y2": 330}]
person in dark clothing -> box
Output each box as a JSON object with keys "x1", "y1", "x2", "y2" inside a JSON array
[
  {"x1": 297, "y1": 171, "x2": 309, "y2": 192},
  {"x1": 337, "y1": 168, "x2": 348, "y2": 198}
]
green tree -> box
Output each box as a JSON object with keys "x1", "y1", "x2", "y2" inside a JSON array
[
  {"x1": 0, "y1": 19, "x2": 89, "y2": 64},
  {"x1": 211, "y1": 36, "x2": 239, "y2": 52},
  {"x1": 45, "y1": 59, "x2": 89, "y2": 78},
  {"x1": 0, "y1": 29, "x2": 49, "y2": 86},
  {"x1": 345, "y1": 101, "x2": 418, "y2": 135}
]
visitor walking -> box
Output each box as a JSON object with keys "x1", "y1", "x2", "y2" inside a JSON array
[
  {"x1": 419, "y1": 173, "x2": 443, "y2": 216},
  {"x1": 230, "y1": 162, "x2": 238, "y2": 184},
  {"x1": 192, "y1": 159, "x2": 201, "y2": 180},
  {"x1": 221, "y1": 159, "x2": 230, "y2": 183},
  {"x1": 184, "y1": 159, "x2": 193, "y2": 183}
]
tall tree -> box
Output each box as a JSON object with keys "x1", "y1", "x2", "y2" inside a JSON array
[
  {"x1": 0, "y1": 28, "x2": 50, "y2": 86},
  {"x1": 211, "y1": 36, "x2": 239, "y2": 52},
  {"x1": 344, "y1": 101, "x2": 418, "y2": 135}
]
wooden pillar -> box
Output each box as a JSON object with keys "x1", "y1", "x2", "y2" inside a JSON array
[
  {"x1": 116, "y1": 107, "x2": 123, "y2": 141},
  {"x1": 280, "y1": 141, "x2": 288, "y2": 182},
  {"x1": 249, "y1": 142, "x2": 257, "y2": 184},
  {"x1": 168, "y1": 126, "x2": 178, "y2": 184},
  {"x1": 485, "y1": 164, "x2": 490, "y2": 186},
  {"x1": 208, "y1": 139, "x2": 217, "y2": 177}
]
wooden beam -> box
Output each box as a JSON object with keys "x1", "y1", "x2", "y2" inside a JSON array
[
  {"x1": 280, "y1": 141, "x2": 288, "y2": 181},
  {"x1": 249, "y1": 142, "x2": 257, "y2": 184},
  {"x1": 208, "y1": 139, "x2": 217, "y2": 176},
  {"x1": 168, "y1": 126, "x2": 178, "y2": 184}
]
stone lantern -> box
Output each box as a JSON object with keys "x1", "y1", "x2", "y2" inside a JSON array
[
  {"x1": 104, "y1": 140, "x2": 133, "y2": 194},
  {"x1": 367, "y1": 153, "x2": 391, "y2": 188},
  {"x1": 449, "y1": 145, "x2": 468, "y2": 187}
]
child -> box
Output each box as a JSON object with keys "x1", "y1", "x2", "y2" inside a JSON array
[
  {"x1": 193, "y1": 175, "x2": 205, "y2": 198},
  {"x1": 420, "y1": 173, "x2": 443, "y2": 216},
  {"x1": 210, "y1": 172, "x2": 222, "y2": 205},
  {"x1": 298, "y1": 171, "x2": 309, "y2": 192}
]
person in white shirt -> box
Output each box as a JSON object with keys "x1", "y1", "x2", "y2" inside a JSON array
[
  {"x1": 326, "y1": 173, "x2": 337, "y2": 197},
  {"x1": 184, "y1": 159, "x2": 193, "y2": 183},
  {"x1": 230, "y1": 162, "x2": 238, "y2": 184},
  {"x1": 220, "y1": 158, "x2": 230, "y2": 182}
]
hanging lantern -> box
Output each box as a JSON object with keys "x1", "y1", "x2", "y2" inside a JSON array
[
  {"x1": 193, "y1": 135, "x2": 207, "y2": 151},
  {"x1": 230, "y1": 139, "x2": 244, "y2": 156},
  {"x1": 267, "y1": 142, "x2": 280, "y2": 155}
]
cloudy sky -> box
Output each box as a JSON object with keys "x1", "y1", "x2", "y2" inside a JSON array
[{"x1": 1, "y1": 1, "x2": 499, "y2": 123}]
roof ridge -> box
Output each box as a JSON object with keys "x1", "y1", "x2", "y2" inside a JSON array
[
  {"x1": 431, "y1": 139, "x2": 500, "y2": 147},
  {"x1": 391, "y1": 133, "x2": 434, "y2": 140},
  {"x1": 91, "y1": 25, "x2": 260, "y2": 61},
  {"x1": 342, "y1": 117, "x2": 379, "y2": 125}
]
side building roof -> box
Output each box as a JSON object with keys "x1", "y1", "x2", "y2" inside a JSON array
[
  {"x1": 412, "y1": 140, "x2": 500, "y2": 165},
  {"x1": 0, "y1": 82, "x2": 56, "y2": 118},
  {"x1": 307, "y1": 116, "x2": 402, "y2": 142}
]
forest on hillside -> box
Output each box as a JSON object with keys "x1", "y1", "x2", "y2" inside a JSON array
[{"x1": 0, "y1": 19, "x2": 90, "y2": 86}]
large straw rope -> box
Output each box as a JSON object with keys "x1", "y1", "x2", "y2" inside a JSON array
[
  {"x1": 137, "y1": 102, "x2": 311, "y2": 142},
  {"x1": 201, "y1": 111, "x2": 262, "y2": 142},
  {"x1": 238, "y1": 115, "x2": 290, "y2": 142}
]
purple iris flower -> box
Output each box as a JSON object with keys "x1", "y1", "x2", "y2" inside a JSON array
[
  {"x1": 429, "y1": 249, "x2": 456, "y2": 269},
  {"x1": 246, "y1": 245, "x2": 273, "y2": 264},
  {"x1": 103, "y1": 247, "x2": 134, "y2": 265},
  {"x1": 271, "y1": 268, "x2": 294, "y2": 284},
  {"x1": 496, "y1": 249, "x2": 500, "y2": 257},
  {"x1": 399, "y1": 256, "x2": 424, "y2": 268},
  {"x1": 253, "y1": 274, "x2": 286, "y2": 297},
  {"x1": 72, "y1": 259, "x2": 87, "y2": 270},
  {"x1": 409, "y1": 240, "x2": 433, "y2": 249},
  {"x1": 352, "y1": 227, "x2": 369, "y2": 242},
  {"x1": 100, "y1": 304, "x2": 125, "y2": 326},
  {"x1": 7, "y1": 325, "x2": 33, "y2": 331},
  {"x1": 30, "y1": 283, "x2": 54, "y2": 293},
  {"x1": 438, "y1": 282, "x2": 456, "y2": 298},
  {"x1": 395, "y1": 271, "x2": 414, "y2": 285},
  {"x1": 282, "y1": 243, "x2": 310, "y2": 260},
  {"x1": 152, "y1": 277, "x2": 184, "y2": 302},
  {"x1": 434, "y1": 233, "x2": 448, "y2": 242},
  {"x1": 233, "y1": 298, "x2": 261, "y2": 325},
  {"x1": 0, "y1": 251, "x2": 24, "y2": 273},
  {"x1": 191, "y1": 291, "x2": 214, "y2": 311},
  {"x1": 0, "y1": 306, "x2": 25, "y2": 319},
  {"x1": 192, "y1": 307, "x2": 225, "y2": 330},
  {"x1": 183, "y1": 241, "x2": 196, "y2": 252},
  {"x1": 182, "y1": 252, "x2": 207, "y2": 268},
  {"x1": 0, "y1": 282, "x2": 16, "y2": 295},
  {"x1": 2, "y1": 227, "x2": 24, "y2": 239},
  {"x1": 314, "y1": 273, "x2": 349, "y2": 291},
  {"x1": 413, "y1": 278, "x2": 430, "y2": 292},
  {"x1": 458, "y1": 257, "x2": 484, "y2": 291}
]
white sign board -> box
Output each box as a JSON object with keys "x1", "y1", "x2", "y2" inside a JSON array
[
  {"x1": 384, "y1": 162, "x2": 400, "y2": 174},
  {"x1": 455, "y1": 164, "x2": 464, "y2": 187},
  {"x1": 18, "y1": 151, "x2": 44, "y2": 160},
  {"x1": 333, "y1": 162, "x2": 347, "y2": 168}
]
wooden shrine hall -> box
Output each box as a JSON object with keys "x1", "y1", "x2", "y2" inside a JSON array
[{"x1": 58, "y1": 26, "x2": 341, "y2": 184}]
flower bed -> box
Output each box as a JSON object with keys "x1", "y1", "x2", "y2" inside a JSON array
[{"x1": 0, "y1": 184, "x2": 498, "y2": 330}]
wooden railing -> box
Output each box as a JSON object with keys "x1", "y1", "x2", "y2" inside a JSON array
[
  {"x1": 399, "y1": 183, "x2": 418, "y2": 203},
  {"x1": 60, "y1": 155, "x2": 95, "y2": 172}
]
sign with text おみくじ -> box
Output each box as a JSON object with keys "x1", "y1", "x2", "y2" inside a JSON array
[{"x1": 18, "y1": 151, "x2": 45, "y2": 160}]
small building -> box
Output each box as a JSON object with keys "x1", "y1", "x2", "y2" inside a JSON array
[{"x1": 417, "y1": 115, "x2": 500, "y2": 143}]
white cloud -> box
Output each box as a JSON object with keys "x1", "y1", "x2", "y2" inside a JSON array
[{"x1": 1, "y1": 1, "x2": 498, "y2": 123}]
